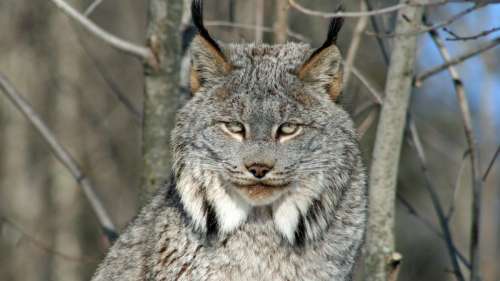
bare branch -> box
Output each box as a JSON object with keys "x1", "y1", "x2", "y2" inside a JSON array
[
  {"x1": 396, "y1": 192, "x2": 471, "y2": 269},
  {"x1": 288, "y1": 0, "x2": 451, "y2": 19},
  {"x1": 444, "y1": 26, "x2": 500, "y2": 41},
  {"x1": 73, "y1": 26, "x2": 142, "y2": 123},
  {"x1": 0, "y1": 74, "x2": 117, "y2": 243},
  {"x1": 427, "y1": 28, "x2": 482, "y2": 281},
  {"x1": 366, "y1": 3, "x2": 485, "y2": 38},
  {"x1": 414, "y1": 37, "x2": 500, "y2": 86},
  {"x1": 0, "y1": 216, "x2": 97, "y2": 263},
  {"x1": 274, "y1": 0, "x2": 289, "y2": 44},
  {"x1": 407, "y1": 117, "x2": 466, "y2": 281},
  {"x1": 84, "y1": 0, "x2": 104, "y2": 17},
  {"x1": 343, "y1": 1, "x2": 369, "y2": 86},
  {"x1": 447, "y1": 150, "x2": 470, "y2": 219},
  {"x1": 364, "y1": 0, "x2": 390, "y2": 64},
  {"x1": 255, "y1": 0, "x2": 264, "y2": 43},
  {"x1": 205, "y1": 21, "x2": 309, "y2": 42},
  {"x1": 483, "y1": 144, "x2": 500, "y2": 181},
  {"x1": 357, "y1": 109, "x2": 378, "y2": 140},
  {"x1": 364, "y1": 4, "x2": 423, "y2": 280},
  {"x1": 49, "y1": 0, "x2": 155, "y2": 65},
  {"x1": 289, "y1": 0, "x2": 405, "y2": 18},
  {"x1": 349, "y1": 66, "x2": 383, "y2": 105}
]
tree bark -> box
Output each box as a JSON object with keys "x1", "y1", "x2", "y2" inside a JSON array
[
  {"x1": 142, "y1": 0, "x2": 184, "y2": 202},
  {"x1": 363, "y1": 3, "x2": 423, "y2": 281},
  {"x1": 274, "y1": 0, "x2": 288, "y2": 44}
]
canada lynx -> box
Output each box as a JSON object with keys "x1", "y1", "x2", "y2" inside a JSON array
[{"x1": 92, "y1": 0, "x2": 367, "y2": 280}]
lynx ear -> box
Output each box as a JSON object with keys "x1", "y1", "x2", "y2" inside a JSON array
[
  {"x1": 297, "y1": 16, "x2": 344, "y2": 101},
  {"x1": 190, "y1": 0, "x2": 232, "y2": 93}
]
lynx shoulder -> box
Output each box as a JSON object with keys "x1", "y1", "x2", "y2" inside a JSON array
[{"x1": 92, "y1": 1, "x2": 367, "y2": 280}]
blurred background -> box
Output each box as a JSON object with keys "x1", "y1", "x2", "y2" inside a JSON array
[{"x1": 0, "y1": 0, "x2": 498, "y2": 280}]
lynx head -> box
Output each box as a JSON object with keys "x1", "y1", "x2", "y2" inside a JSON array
[{"x1": 172, "y1": 0, "x2": 359, "y2": 245}]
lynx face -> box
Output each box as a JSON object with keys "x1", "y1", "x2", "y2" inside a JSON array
[
  {"x1": 172, "y1": 1, "x2": 358, "y2": 243},
  {"x1": 178, "y1": 43, "x2": 352, "y2": 208}
]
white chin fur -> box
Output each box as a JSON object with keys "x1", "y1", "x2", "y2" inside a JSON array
[{"x1": 272, "y1": 198, "x2": 300, "y2": 243}]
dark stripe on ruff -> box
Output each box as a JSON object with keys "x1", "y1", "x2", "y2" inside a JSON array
[
  {"x1": 294, "y1": 214, "x2": 306, "y2": 247},
  {"x1": 205, "y1": 200, "x2": 219, "y2": 240}
]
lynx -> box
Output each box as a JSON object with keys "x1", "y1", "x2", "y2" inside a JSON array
[{"x1": 92, "y1": 0, "x2": 367, "y2": 280}]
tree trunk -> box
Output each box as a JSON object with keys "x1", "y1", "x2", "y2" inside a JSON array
[
  {"x1": 142, "y1": 0, "x2": 184, "y2": 202},
  {"x1": 363, "y1": 3, "x2": 423, "y2": 281},
  {"x1": 274, "y1": 0, "x2": 289, "y2": 44}
]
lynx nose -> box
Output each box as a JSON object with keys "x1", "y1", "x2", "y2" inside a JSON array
[{"x1": 246, "y1": 163, "x2": 272, "y2": 179}]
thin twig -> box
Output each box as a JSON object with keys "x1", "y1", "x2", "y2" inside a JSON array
[
  {"x1": 73, "y1": 25, "x2": 142, "y2": 123},
  {"x1": 414, "y1": 37, "x2": 500, "y2": 86},
  {"x1": 366, "y1": 3, "x2": 484, "y2": 38},
  {"x1": 0, "y1": 216, "x2": 97, "y2": 263},
  {"x1": 444, "y1": 26, "x2": 500, "y2": 41},
  {"x1": 357, "y1": 109, "x2": 378, "y2": 139},
  {"x1": 396, "y1": 193, "x2": 471, "y2": 269},
  {"x1": 0, "y1": 74, "x2": 117, "y2": 243},
  {"x1": 364, "y1": 0, "x2": 390, "y2": 64},
  {"x1": 349, "y1": 66, "x2": 383, "y2": 104},
  {"x1": 447, "y1": 150, "x2": 470, "y2": 219},
  {"x1": 343, "y1": 1, "x2": 369, "y2": 86},
  {"x1": 427, "y1": 28, "x2": 482, "y2": 281},
  {"x1": 408, "y1": 117, "x2": 466, "y2": 281},
  {"x1": 288, "y1": 0, "x2": 448, "y2": 18},
  {"x1": 274, "y1": 0, "x2": 289, "y2": 44},
  {"x1": 483, "y1": 144, "x2": 500, "y2": 181},
  {"x1": 349, "y1": 66, "x2": 384, "y2": 140},
  {"x1": 255, "y1": 0, "x2": 264, "y2": 43},
  {"x1": 50, "y1": 0, "x2": 154, "y2": 65},
  {"x1": 205, "y1": 21, "x2": 309, "y2": 42},
  {"x1": 354, "y1": 101, "x2": 378, "y2": 120},
  {"x1": 84, "y1": 0, "x2": 104, "y2": 17}
]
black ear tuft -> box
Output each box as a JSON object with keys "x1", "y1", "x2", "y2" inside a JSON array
[
  {"x1": 325, "y1": 13, "x2": 344, "y2": 46},
  {"x1": 308, "y1": 7, "x2": 344, "y2": 60},
  {"x1": 191, "y1": 0, "x2": 223, "y2": 55}
]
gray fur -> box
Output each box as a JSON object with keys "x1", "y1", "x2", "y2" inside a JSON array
[{"x1": 92, "y1": 39, "x2": 367, "y2": 281}]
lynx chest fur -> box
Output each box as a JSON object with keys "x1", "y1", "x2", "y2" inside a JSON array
[{"x1": 91, "y1": 1, "x2": 367, "y2": 280}]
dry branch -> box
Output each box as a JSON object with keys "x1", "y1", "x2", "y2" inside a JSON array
[
  {"x1": 288, "y1": 0, "x2": 434, "y2": 18},
  {"x1": 84, "y1": 0, "x2": 104, "y2": 16},
  {"x1": 397, "y1": 192, "x2": 471, "y2": 269},
  {"x1": 428, "y1": 29, "x2": 483, "y2": 281},
  {"x1": 444, "y1": 26, "x2": 500, "y2": 41},
  {"x1": 448, "y1": 150, "x2": 470, "y2": 219},
  {"x1": 364, "y1": 0, "x2": 390, "y2": 63},
  {"x1": 205, "y1": 21, "x2": 309, "y2": 42},
  {"x1": 363, "y1": 3, "x2": 423, "y2": 280},
  {"x1": 427, "y1": 26, "x2": 485, "y2": 280},
  {"x1": 255, "y1": 0, "x2": 264, "y2": 43},
  {"x1": 0, "y1": 216, "x2": 97, "y2": 263},
  {"x1": 366, "y1": 3, "x2": 485, "y2": 38},
  {"x1": 141, "y1": 0, "x2": 184, "y2": 200},
  {"x1": 274, "y1": 0, "x2": 289, "y2": 44},
  {"x1": 408, "y1": 116, "x2": 466, "y2": 281},
  {"x1": 73, "y1": 26, "x2": 142, "y2": 123},
  {"x1": 0, "y1": 74, "x2": 117, "y2": 243},
  {"x1": 415, "y1": 37, "x2": 500, "y2": 86},
  {"x1": 49, "y1": 0, "x2": 154, "y2": 65},
  {"x1": 483, "y1": 144, "x2": 500, "y2": 181},
  {"x1": 349, "y1": 66, "x2": 383, "y2": 105},
  {"x1": 343, "y1": 1, "x2": 369, "y2": 86}
]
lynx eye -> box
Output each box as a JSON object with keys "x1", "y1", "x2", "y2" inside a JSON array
[
  {"x1": 220, "y1": 121, "x2": 245, "y2": 140},
  {"x1": 276, "y1": 123, "x2": 302, "y2": 142}
]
